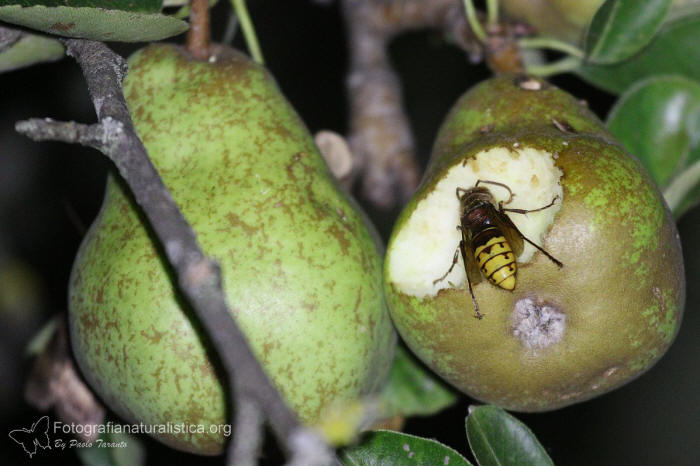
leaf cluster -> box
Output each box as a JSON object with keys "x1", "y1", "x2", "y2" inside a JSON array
[
  {"x1": 528, "y1": 0, "x2": 700, "y2": 216},
  {"x1": 340, "y1": 405, "x2": 552, "y2": 466}
]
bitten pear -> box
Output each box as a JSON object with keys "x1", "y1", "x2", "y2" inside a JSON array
[
  {"x1": 384, "y1": 75, "x2": 684, "y2": 412},
  {"x1": 68, "y1": 44, "x2": 396, "y2": 455}
]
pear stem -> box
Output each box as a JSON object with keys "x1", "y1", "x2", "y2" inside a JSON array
[
  {"x1": 231, "y1": 0, "x2": 265, "y2": 64},
  {"x1": 15, "y1": 39, "x2": 336, "y2": 466},
  {"x1": 222, "y1": 9, "x2": 239, "y2": 45},
  {"x1": 187, "y1": 0, "x2": 211, "y2": 60}
]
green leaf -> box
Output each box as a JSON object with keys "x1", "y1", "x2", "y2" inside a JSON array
[
  {"x1": 668, "y1": 0, "x2": 700, "y2": 22},
  {"x1": 577, "y1": 14, "x2": 700, "y2": 94},
  {"x1": 378, "y1": 345, "x2": 457, "y2": 418},
  {"x1": 465, "y1": 405, "x2": 553, "y2": 466},
  {"x1": 76, "y1": 431, "x2": 145, "y2": 466},
  {"x1": 606, "y1": 75, "x2": 700, "y2": 217},
  {"x1": 0, "y1": 33, "x2": 63, "y2": 73},
  {"x1": 0, "y1": 6, "x2": 188, "y2": 41},
  {"x1": 585, "y1": 0, "x2": 671, "y2": 64},
  {"x1": 663, "y1": 155, "x2": 700, "y2": 217},
  {"x1": 340, "y1": 430, "x2": 473, "y2": 466},
  {"x1": 607, "y1": 75, "x2": 700, "y2": 185},
  {"x1": 0, "y1": 0, "x2": 161, "y2": 12}
]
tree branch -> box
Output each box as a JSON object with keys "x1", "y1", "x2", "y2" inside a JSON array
[
  {"x1": 341, "y1": 0, "x2": 481, "y2": 211},
  {"x1": 16, "y1": 39, "x2": 334, "y2": 466},
  {"x1": 16, "y1": 119, "x2": 107, "y2": 148},
  {"x1": 230, "y1": 397, "x2": 265, "y2": 466}
]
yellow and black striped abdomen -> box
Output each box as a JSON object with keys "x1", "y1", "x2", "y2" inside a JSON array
[{"x1": 473, "y1": 228, "x2": 517, "y2": 290}]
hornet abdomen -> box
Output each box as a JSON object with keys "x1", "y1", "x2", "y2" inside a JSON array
[{"x1": 472, "y1": 227, "x2": 517, "y2": 290}]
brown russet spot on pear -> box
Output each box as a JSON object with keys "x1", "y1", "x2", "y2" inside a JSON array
[
  {"x1": 68, "y1": 44, "x2": 396, "y2": 455},
  {"x1": 385, "y1": 75, "x2": 684, "y2": 412}
]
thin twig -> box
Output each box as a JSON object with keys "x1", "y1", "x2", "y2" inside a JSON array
[
  {"x1": 232, "y1": 0, "x2": 265, "y2": 64},
  {"x1": 526, "y1": 55, "x2": 581, "y2": 77},
  {"x1": 16, "y1": 39, "x2": 334, "y2": 466},
  {"x1": 342, "y1": 0, "x2": 480, "y2": 211},
  {"x1": 518, "y1": 37, "x2": 584, "y2": 59},
  {"x1": 462, "y1": 0, "x2": 487, "y2": 42},
  {"x1": 222, "y1": 9, "x2": 239, "y2": 45},
  {"x1": 187, "y1": 0, "x2": 211, "y2": 59},
  {"x1": 486, "y1": 0, "x2": 499, "y2": 27}
]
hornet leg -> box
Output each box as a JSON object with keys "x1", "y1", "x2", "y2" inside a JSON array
[
  {"x1": 433, "y1": 245, "x2": 460, "y2": 285},
  {"x1": 500, "y1": 195, "x2": 559, "y2": 214},
  {"x1": 460, "y1": 239, "x2": 483, "y2": 319},
  {"x1": 476, "y1": 179, "x2": 514, "y2": 204},
  {"x1": 498, "y1": 204, "x2": 563, "y2": 268}
]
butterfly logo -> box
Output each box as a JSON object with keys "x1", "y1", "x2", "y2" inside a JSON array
[{"x1": 8, "y1": 415, "x2": 52, "y2": 458}]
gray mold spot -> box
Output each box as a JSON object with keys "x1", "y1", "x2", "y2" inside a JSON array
[{"x1": 512, "y1": 297, "x2": 565, "y2": 349}]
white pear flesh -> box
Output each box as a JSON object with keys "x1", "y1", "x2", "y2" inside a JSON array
[{"x1": 387, "y1": 146, "x2": 562, "y2": 298}]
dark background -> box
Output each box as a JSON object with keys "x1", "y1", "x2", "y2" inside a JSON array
[{"x1": 1, "y1": 1, "x2": 698, "y2": 465}]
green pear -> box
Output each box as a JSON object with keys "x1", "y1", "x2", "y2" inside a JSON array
[
  {"x1": 384, "y1": 75, "x2": 684, "y2": 411},
  {"x1": 68, "y1": 44, "x2": 396, "y2": 455}
]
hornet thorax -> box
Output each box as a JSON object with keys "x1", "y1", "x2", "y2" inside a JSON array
[{"x1": 458, "y1": 186, "x2": 498, "y2": 231}]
